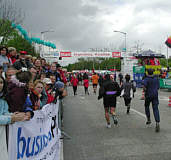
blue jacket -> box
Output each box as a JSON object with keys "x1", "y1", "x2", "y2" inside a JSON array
[
  {"x1": 143, "y1": 75, "x2": 159, "y2": 98},
  {"x1": 0, "y1": 98, "x2": 11, "y2": 125}
]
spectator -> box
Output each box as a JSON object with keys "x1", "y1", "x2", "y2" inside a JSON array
[
  {"x1": 43, "y1": 78, "x2": 54, "y2": 104},
  {"x1": 49, "y1": 73, "x2": 56, "y2": 85},
  {"x1": 0, "y1": 66, "x2": 3, "y2": 77},
  {"x1": 13, "y1": 51, "x2": 32, "y2": 70},
  {"x1": 47, "y1": 62, "x2": 61, "y2": 82},
  {"x1": 0, "y1": 46, "x2": 11, "y2": 72},
  {"x1": 40, "y1": 72, "x2": 47, "y2": 81},
  {"x1": 41, "y1": 58, "x2": 48, "y2": 73},
  {"x1": 55, "y1": 81, "x2": 67, "y2": 98},
  {"x1": 6, "y1": 70, "x2": 33, "y2": 119},
  {"x1": 5, "y1": 67, "x2": 17, "y2": 83},
  {"x1": 34, "y1": 58, "x2": 42, "y2": 78},
  {"x1": 30, "y1": 80, "x2": 44, "y2": 110},
  {"x1": 7, "y1": 47, "x2": 17, "y2": 64},
  {"x1": 0, "y1": 76, "x2": 30, "y2": 159}
]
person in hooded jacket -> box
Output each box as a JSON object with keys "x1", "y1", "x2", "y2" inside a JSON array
[
  {"x1": 6, "y1": 70, "x2": 34, "y2": 119},
  {"x1": 143, "y1": 68, "x2": 160, "y2": 132},
  {"x1": 98, "y1": 74, "x2": 121, "y2": 128}
]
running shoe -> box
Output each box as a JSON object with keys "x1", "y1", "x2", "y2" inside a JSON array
[
  {"x1": 112, "y1": 115, "x2": 118, "y2": 125},
  {"x1": 155, "y1": 123, "x2": 160, "y2": 132},
  {"x1": 146, "y1": 118, "x2": 151, "y2": 125},
  {"x1": 127, "y1": 107, "x2": 130, "y2": 114},
  {"x1": 106, "y1": 123, "x2": 111, "y2": 128}
]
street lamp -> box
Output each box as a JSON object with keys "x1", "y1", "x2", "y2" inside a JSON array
[
  {"x1": 40, "y1": 30, "x2": 54, "y2": 57},
  {"x1": 113, "y1": 30, "x2": 127, "y2": 53}
]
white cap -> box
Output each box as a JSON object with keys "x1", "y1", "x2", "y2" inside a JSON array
[{"x1": 43, "y1": 78, "x2": 52, "y2": 84}]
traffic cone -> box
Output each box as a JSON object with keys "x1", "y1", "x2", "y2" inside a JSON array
[
  {"x1": 168, "y1": 96, "x2": 171, "y2": 107},
  {"x1": 140, "y1": 90, "x2": 145, "y2": 100}
]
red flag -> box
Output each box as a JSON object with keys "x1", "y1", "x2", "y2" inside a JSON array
[{"x1": 165, "y1": 36, "x2": 171, "y2": 48}]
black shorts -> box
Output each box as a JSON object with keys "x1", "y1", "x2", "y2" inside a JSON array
[
  {"x1": 93, "y1": 84, "x2": 97, "y2": 88},
  {"x1": 124, "y1": 98, "x2": 131, "y2": 106},
  {"x1": 103, "y1": 98, "x2": 116, "y2": 108}
]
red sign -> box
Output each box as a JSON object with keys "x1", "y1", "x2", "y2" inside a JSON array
[
  {"x1": 60, "y1": 52, "x2": 71, "y2": 57},
  {"x1": 112, "y1": 52, "x2": 121, "y2": 58}
]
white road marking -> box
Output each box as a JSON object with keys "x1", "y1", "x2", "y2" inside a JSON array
[{"x1": 130, "y1": 108, "x2": 146, "y2": 118}]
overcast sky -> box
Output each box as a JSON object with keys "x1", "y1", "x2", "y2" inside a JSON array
[{"x1": 15, "y1": 0, "x2": 171, "y2": 56}]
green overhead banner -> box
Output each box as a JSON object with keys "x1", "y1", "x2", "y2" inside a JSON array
[
  {"x1": 133, "y1": 66, "x2": 145, "y2": 73},
  {"x1": 160, "y1": 78, "x2": 171, "y2": 89}
]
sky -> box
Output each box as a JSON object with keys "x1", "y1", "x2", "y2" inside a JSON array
[{"x1": 14, "y1": 0, "x2": 171, "y2": 62}]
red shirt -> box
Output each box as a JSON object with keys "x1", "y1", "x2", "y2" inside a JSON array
[{"x1": 71, "y1": 77, "x2": 78, "y2": 86}]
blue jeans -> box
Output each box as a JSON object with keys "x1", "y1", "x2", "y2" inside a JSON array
[{"x1": 145, "y1": 97, "x2": 160, "y2": 122}]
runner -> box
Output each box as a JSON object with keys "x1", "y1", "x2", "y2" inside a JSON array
[
  {"x1": 91, "y1": 72, "x2": 99, "y2": 94},
  {"x1": 120, "y1": 74, "x2": 136, "y2": 114},
  {"x1": 70, "y1": 74, "x2": 78, "y2": 96},
  {"x1": 83, "y1": 73, "x2": 89, "y2": 95},
  {"x1": 98, "y1": 74, "x2": 120, "y2": 128},
  {"x1": 143, "y1": 68, "x2": 160, "y2": 132}
]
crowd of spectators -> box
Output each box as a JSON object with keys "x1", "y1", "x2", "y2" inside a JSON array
[{"x1": 0, "y1": 45, "x2": 67, "y2": 138}]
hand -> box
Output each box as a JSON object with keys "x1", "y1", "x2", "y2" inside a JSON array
[
  {"x1": 11, "y1": 112, "x2": 29, "y2": 123},
  {"x1": 25, "y1": 112, "x2": 32, "y2": 120}
]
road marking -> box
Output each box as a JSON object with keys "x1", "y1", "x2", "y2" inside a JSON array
[{"x1": 130, "y1": 108, "x2": 146, "y2": 118}]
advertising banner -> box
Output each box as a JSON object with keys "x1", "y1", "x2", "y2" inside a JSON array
[
  {"x1": 133, "y1": 66, "x2": 145, "y2": 73},
  {"x1": 8, "y1": 103, "x2": 60, "y2": 160},
  {"x1": 73, "y1": 52, "x2": 112, "y2": 57},
  {"x1": 145, "y1": 65, "x2": 161, "y2": 75},
  {"x1": 160, "y1": 78, "x2": 171, "y2": 89},
  {"x1": 112, "y1": 52, "x2": 121, "y2": 58},
  {"x1": 60, "y1": 52, "x2": 71, "y2": 57}
]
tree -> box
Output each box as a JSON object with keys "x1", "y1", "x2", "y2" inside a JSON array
[
  {"x1": 0, "y1": 0, "x2": 24, "y2": 44},
  {"x1": 6, "y1": 32, "x2": 38, "y2": 57},
  {"x1": 66, "y1": 57, "x2": 121, "y2": 71}
]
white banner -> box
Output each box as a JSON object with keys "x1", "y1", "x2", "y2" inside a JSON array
[
  {"x1": 0, "y1": 126, "x2": 8, "y2": 160},
  {"x1": 8, "y1": 103, "x2": 60, "y2": 160},
  {"x1": 73, "y1": 52, "x2": 112, "y2": 57}
]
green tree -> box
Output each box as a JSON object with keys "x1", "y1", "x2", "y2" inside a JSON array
[
  {"x1": 6, "y1": 31, "x2": 38, "y2": 57},
  {"x1": 0, "y1": 0, "x2": 24, "y2": 44}
]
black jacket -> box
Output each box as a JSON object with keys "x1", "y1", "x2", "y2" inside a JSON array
[{"x1": 98, "y1": 80, "x2": 121, "y2": 100}]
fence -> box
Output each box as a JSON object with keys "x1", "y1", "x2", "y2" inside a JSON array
[{"x1": 1, "y1": 100, "x2": 63, "y2": 160}]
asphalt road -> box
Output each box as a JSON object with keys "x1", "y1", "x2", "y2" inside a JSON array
[{"x1": 63, "y1": 85, "x2": 171, "y2": 160}]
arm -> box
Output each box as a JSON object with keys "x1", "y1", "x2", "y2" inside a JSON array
[
  {"x1": 98, "y1": 86, "x2": 105, "y2": 100},
  {"x1": 0, "y1": 99, "x2": 11, "y2": 124}
]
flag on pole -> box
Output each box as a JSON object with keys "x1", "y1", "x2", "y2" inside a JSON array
[{"x1": 165, "y1": 36, "x2": 171, "y2": 48}]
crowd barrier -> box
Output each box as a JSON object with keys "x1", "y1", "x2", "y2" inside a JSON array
[{"x1": 1, "y1": 100, "x2": 63, "y2": 160}]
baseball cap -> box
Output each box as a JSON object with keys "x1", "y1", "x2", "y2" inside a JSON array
[
  {"x1": 55, "y1": 81, "x2": 64, "y2": 89},
  {"x1": 19, "y1": 51, "x2": 27, "y2": 55},
  {"x1": 43, "y1": 78, "x2": 52, "y2": 84}
]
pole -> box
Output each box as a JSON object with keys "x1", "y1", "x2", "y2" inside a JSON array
[
  {"x1": 167, "y1": 45, "x2": 168, "y2": 67},
  {"x1": 41, "y1": 33, "x2": 44, "y2": 57},
  {"x1": 40, "y1": 30, "x2": 54, "y2": 58},
  {"x1": 125, "y1": 33, "x2": 126, "y2": 54}
]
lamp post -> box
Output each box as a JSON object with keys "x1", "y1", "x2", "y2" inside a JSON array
[
  {"x1": 40, "y1": 30, "x2": 54, "y2": 57},
  {"x1": 113, "y1": 30, "x2": 127, "y2": 54}
]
